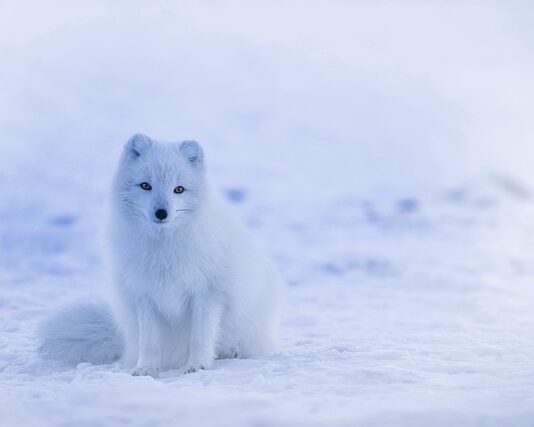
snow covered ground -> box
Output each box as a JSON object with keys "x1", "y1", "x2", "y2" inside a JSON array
[{"x1": 2, "y1": 1, "x2": 534, "y2": 426}]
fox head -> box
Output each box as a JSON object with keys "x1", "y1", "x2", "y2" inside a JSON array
[{"x1": 113, "y1": 134, "x2": 207, "y2": 227}]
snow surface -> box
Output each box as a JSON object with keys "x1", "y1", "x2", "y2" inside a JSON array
[{"x1": 2, "y1": 1, "x2": 534, "y2": 426}]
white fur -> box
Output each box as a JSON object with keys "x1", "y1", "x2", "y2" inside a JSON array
[
  {"x1": 38, "y1": 301, "x2": 123, "y2": 365},
  {"x1": 39, "y1": 134, "x2": 282, "y2": 376}
]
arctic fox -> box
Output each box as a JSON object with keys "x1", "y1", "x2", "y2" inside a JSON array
[{"x1": 39, "y1": 134, "x2": 282, "y2": 376}]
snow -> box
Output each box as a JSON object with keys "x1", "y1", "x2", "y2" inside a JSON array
[{"x1": 2, "y1": 1, "x2": 534, "y2": 426}]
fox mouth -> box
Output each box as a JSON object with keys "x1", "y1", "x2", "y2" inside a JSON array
[{"x1": 153, "y1": 219, "x2": 170, "y2": 225}]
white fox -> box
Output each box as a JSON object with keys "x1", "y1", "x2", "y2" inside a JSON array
[{"x1": 39, "y1": 134, "x2": 282, "y2": 376}]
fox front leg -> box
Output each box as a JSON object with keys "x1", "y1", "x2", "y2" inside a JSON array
[
  {"x1": 131, "y1": 300, "x2": 162, "y2": 378},
  {"x1": 184, "y1": 296, "x2": 222, "y2": 374}
]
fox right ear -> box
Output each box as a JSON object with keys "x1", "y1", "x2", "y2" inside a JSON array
[{"x1": 125, "y1": 134, "x2": 152, "y2": 158}]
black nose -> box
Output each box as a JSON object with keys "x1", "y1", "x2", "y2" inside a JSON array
[{"x1": 155, "y1": 209, "x2": 168, "y2": 220}]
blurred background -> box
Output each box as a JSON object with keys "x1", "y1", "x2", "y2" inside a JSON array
[
  {"x1": 2, "y1": 1, "x2": 534, "y2": 426},
  {"x1": 2, "y1": 1, "x2": 534, "y2": 200}
]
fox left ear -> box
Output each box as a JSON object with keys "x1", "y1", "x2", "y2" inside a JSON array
[{"x1": 179, "y1": 141, "x2": 204, "y2": 167}]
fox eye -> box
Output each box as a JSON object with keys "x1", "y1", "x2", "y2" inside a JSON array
[
  {"x1": 139, "y1": 182, "x2": 152, "y2": 191},
  {"x1": 174, "y1": 186, "x2": 185, "y2": 194}
]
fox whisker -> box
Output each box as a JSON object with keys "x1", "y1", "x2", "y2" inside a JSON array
[{"x1": 125, "y1": 201, "x2": 146, "y2": 209}]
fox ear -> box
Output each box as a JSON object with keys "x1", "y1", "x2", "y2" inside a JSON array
[
  {"x1": 179, "y1": 141, "x2": 204, "y2": 166},
  {"x1": 125, "y1": 134, "x2": 152, "y2": 158}
]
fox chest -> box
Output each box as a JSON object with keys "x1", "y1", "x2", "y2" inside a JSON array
[{"x1": 124, "y1": 250, "x2": 215, "y2": 317}]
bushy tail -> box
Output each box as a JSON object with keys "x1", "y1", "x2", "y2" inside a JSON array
[{"x1": 38, "y1": 301, "x2": 124, "y2": 365}]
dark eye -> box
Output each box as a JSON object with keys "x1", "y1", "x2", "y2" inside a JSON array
[
  {"x1": 174, "y1": 186, "x2": 185, "y2": 194},
  {"x1": 140, "y1": 182, "x2": 152, "y2": 191}
]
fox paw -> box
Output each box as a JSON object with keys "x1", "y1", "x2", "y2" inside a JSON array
[
  {"x1": 183, "y1": 363, "x2": 207, "y2": 374},
  {"x1": 131, "y1": 367, "x2": 158, "y2": 378},
  {"x1": 217, "y1": 348, "x2": 239, "y2": 359}
]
